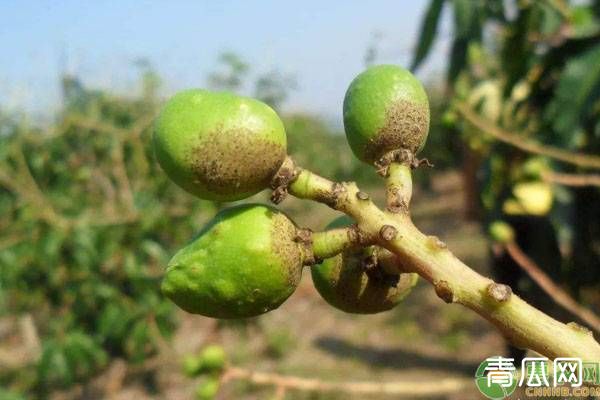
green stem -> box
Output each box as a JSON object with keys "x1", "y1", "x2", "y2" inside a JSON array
[
  {"x1": 288, "y1": 164, "x2": 600, "y2": 361},
  {"x1": 311, "y1": 227, "x2": 373, "y2": 261},
  {"x1": 386, "y1": 163, "x2": 413, "y2": 213}
]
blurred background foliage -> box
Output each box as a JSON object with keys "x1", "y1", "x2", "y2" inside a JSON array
[
  {"x1": 1, "y1": 0, "x2": 599, "y2": 399},
  {"x1": 411, "y1": 0, "x2": 600, "y2": 360}
]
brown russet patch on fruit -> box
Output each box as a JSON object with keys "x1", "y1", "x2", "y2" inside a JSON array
[
  {"x1": 270, "y1": 212, "x2": 303, "y2": 288},
  {"x1": 364, "y1": 100, "x2": 429, "y2": 163},
  {"x1": 189, "y1": 128, "x2": 286, "y2": 197}
]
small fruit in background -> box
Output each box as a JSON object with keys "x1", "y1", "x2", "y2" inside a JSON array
[
  {"x1": 153, "y1": 89, "x2": 287, "y2": 201},
  {"x1": 195, "y1": 377, "x2": 220, "y2": 400},
  {"x1": 488, "y1": 221, "x2": 515, "y2": 244},
  {"x1": 264, "y1": 327, "x2": 296, "y2": 359},
  {"x1": 343, "y1": 64, "x2": 430, "y2": 164},
  {"x1": 519, "y1": 157, "x2": 551, "y2": 180},
  {"x1": 441, "y1": 110, "x2": 457, "y2": 128},
  {"x1": 311, "y1": 217, "x2": 418, "y2": 314},
  {"x1": 183, "y1": 345, "x2": 227, "y2": 377},
  {"x1": 161, "y1": 204, "x2": 305, "y2": 318},
  {"x1": 503, "y1": 182, "x2": 553, "y2": 216}
]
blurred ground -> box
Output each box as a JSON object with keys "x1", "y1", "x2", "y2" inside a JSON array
[{"x1": 35, "y1": 170, "x2": 512, "y2": 400}]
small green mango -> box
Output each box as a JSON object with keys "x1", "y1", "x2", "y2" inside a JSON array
[
  {"x1": 195, "y1": 378, "x2": 220, "y2": 400},
  {"x1": 162, "y1": 204, "x2": 304, "y2": 318},
  {"x1": 183, "y1": 345, "x2": 226, "y2": 377},
  {"x1": 311, "y1": 217, "x2": 418, "y2": 314},
  {"x1": 343, "y1": 65, "x2": 430, "y2": 164},
  {"x1": 154, "y1": 89, "x2": 287, "y2": 201},
  {"x1": 503, "y1": 182, "x2": 554, "y2": 216},
  {"x1": 488, "y1": 221, "x2": 515, "y2": 244}
]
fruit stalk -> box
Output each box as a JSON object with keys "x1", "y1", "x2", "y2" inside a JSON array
[
  {"x1": 310, "y1": 226, "x2": 375, "y2": 261},
  {"x1": 385, "y1": 163, "x2": 413, "y2": 213},
  {"x1": 287, "y1": 161, "x2": 600, "y2": 361}
]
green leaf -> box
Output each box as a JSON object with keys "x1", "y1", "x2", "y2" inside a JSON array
[
  {"x1": 38, "y1": 341, "x2": 73, "y2": 387},
  {"x1": 65, "y1": 332, "x2": 108, "y2": 379},
  {"x1": 545, "y1": 44, "x2": 600, "y2": 138},
  {"x1": 97, "y1": 303, "x2": 131, "y2": 341},
  {"x1": 0, "y1": 388, "x2": 27, "y2": 400},
  {"x1": 453, "y1": 0, "x2": 476, "y2": 38},
  {"x1": 447, "y1": 0, "x2": 484, "y2": 82},
  {"x1": 411, "y1": 0, "x2": 445, "y2": 71},
  {"x1": 570, "y1": 5, "x2": 600, "y2": 38},
  {"x1": 448, "y1": 37, "x2": 469, "y2": 83},
  {"x1": 125, "y1": 320, "x2": 152, "y2": 362},
  {"x1": 537, "y1": 1, "x2": 563, "y2": 36}
]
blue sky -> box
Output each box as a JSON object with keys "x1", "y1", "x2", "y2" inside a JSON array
[{"x1": 0, "y1": 1, "x2": 450, "y2": 122}]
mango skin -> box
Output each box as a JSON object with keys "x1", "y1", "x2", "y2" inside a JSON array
[
  {"x1": 343, "y1": 65, "x2": 430, "y2": 164},
  {"x1": 161, "y1": 204, "x2": 303, "y2": 319},
  {"x1": 310, "y1": 217, "x2": 418, "y2": 314},
  {"x1": 154, "y1": 89, "x2": 287, "y2": 201}
]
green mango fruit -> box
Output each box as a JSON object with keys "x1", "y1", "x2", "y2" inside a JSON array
[
  {"x1": 154, "y1": 89, "x2": 287, "y2": 201},
  {"x1": 311, "y1": 217, "x2": 418, "y2": 314},
  {"x1": 343, "y1": 65, "x2": 430, "y2": 163},
  {"x1": 162, "y1": 204, "x2": 304, "y2": 318}
]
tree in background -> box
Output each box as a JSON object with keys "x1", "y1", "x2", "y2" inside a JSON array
[
  {"x1": 0, "y1": 67, "x2": 220, "y2": 397},
  {"x1": 207, "y1": 51, "x2": 296, "y2": 112}
]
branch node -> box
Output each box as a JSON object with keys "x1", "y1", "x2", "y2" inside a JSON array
[
  {"x1": 434, "y1": 280, "x2": 455, "y2": 303},
  {"x1": 386, "y1": 188, "x2": 406, "y2": 214},
  {"x1": 361, "y1": 254, "x2": 378, "y2": 272},
  {"x1": 348, "y1": 224, "x2": 368, "y2": 246},
  {"x1": 270, "y1": 157, "x2": 299, "y2": 204},
  {"x1": 567, "y1": 322, "x2": 593, "y2": 336},
  {"x1": 426, "y1": 235, "x2": 447, "y2": 250},
  {"x1": 322, "y1": 182, "x2": 346, "y2": 208},
  {"x1": 374, "y1": 155, "x2": 393, "y2": 177},
  {"x1": 295, "y1": 228, "x2": 312, "y2": 244},
  {"x1": 374, "y1": 148, "x2": 417, "y2": 176},
  {"x1": 379, "y1": 225, "x2": 398, "y2": 241},
  {"x1": 487, "y1": 283, "x2": 512, "y2": 303},
  {"x1": 356, "y1": 191, "x2": 370, "y2": 201},
  {"x1": 295, "y1": 228, "x2": 315, "y2": 265}
]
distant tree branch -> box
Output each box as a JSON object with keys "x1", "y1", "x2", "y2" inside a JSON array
[
  {"x1": 0, "y1": 119, "x2": 155, "y2": 228},
  {"x1": 504, "y1": 241, "x2": 600, "y2": 334},
  {"x1": 456, "y1": 103, "x2": 600, "y2": 170},
  {"x1": 542, "y1": 171, "x2": 600, "y2": 187},
  {"x1": 221, "y1": 366, "x2": 470, "y2": 397}
]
